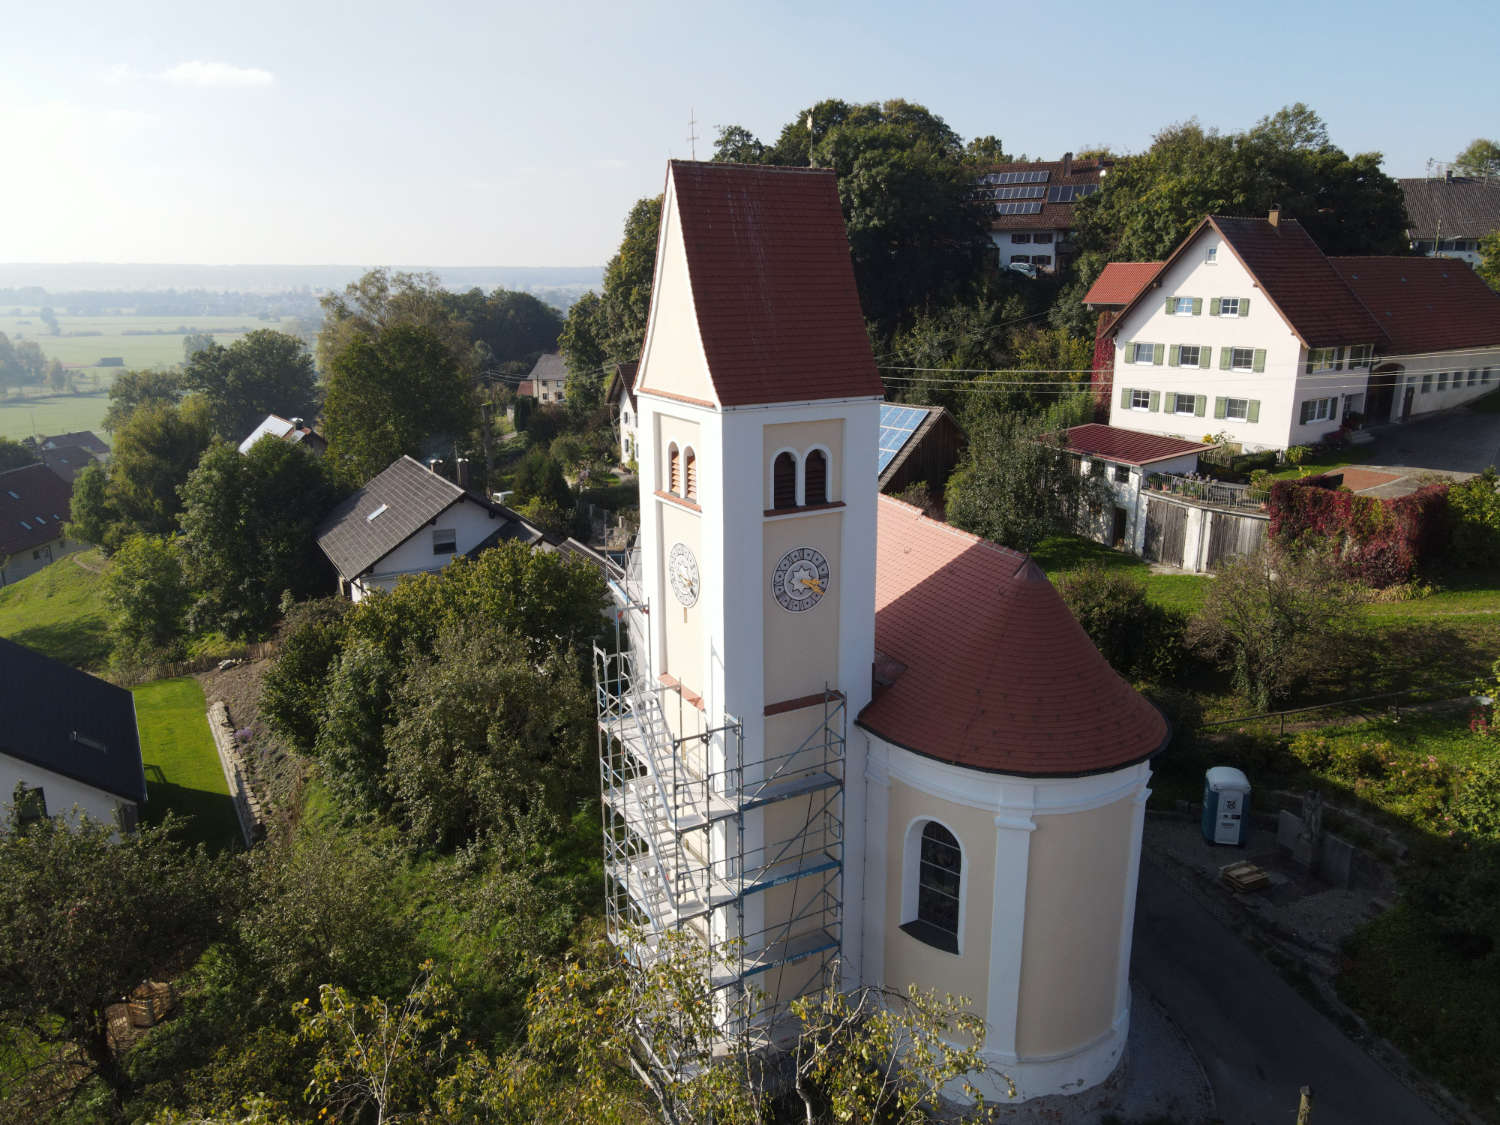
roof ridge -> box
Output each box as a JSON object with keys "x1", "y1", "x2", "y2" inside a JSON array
[{"x1": 670, "y1": 159, "x2": 836, "y2": 177}]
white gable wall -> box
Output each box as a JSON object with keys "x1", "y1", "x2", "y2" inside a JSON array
[
  {"x1": 635, "y1": 174, "x2": 718, "y2": 406},
  {"x1": 352, "y1": 495, "x2": 502, "y2": 601},
  {"x1": 1109, "y1": 229, "x2": 1310, "y2": 451},
  {"x1": 0, "y1": 754, "x2": 138, "y2": 835}
]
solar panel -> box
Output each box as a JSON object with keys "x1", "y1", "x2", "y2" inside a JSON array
[
  {"x1": 1047, "y1": 185, "x2": 1077, "y2": 203},
  {"x1": 877, "y1": 404, "x2": 932, "y2": 474},
  {"x1": 986, "y1": 170, "x2": 1051, "y2": 186},
  {"x1": 1076, "y1": 183, "x2": 1100, "y2": 197},
  {"x1": 994, "y1": 201, "x2": 1044, "y2": 216}
]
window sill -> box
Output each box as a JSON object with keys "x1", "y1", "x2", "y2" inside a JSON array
[
  {"x1": 763, "y1": 500, "x2": 845, "y2": 519},
  {"x1": 900, "y1": 919, "x2": 959, "y2": 955},
  {"x1": 655, "y1": 490, "x2": 702, "y2": 513}
]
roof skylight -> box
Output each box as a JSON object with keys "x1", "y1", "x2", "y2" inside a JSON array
[{"x1": 366, "y1": 503, "x2": 389, "y2": 522}]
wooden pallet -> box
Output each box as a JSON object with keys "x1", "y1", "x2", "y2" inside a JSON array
[{"x1": 1220, "y1": 860, "x2": 1271, "y2": 893}]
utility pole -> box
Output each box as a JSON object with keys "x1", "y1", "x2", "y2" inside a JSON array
[
  {"x1": 1296, "y1": 1085, "x2": 1314, "y2": 1125},
  {"x1": 687, "y1": 109, "x2": 699, "y2": 160}
]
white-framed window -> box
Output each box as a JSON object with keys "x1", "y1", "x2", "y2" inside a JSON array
[
  {"x1": 1174, "y1": 394, "x2": 1198, "y2": 416},
  {"x1": 1130, "y1": 389, "x2": 1151, "y2": 410},
  {"x1": 1131, "y1": 342, "x2": 1157, "y2": 364},
  {"x1": 1011, "y1": 233, "x2": 1032, "y2": 244},
  {"x1": 1205, "y1": 246, "x2": 1218, "y2": 264},
  {"x1": 1225, "y1": 398, "x2": 1250, "y2": 421},
  {"x1": 1218, "y1": 297, "x2": 1241, "y2": 317},
  {"x1": 1173, "y1": 297, "x2": 1196, "y2": 315},
  {"x1": 432, "y1": 528, "x2": 457, "y2": 555},
  {"x1": 1178, "y1": 345, "x2": 1202, "y2": 367},
  {"x1": 1299, "y1": 397, "x2": 1338, "y2": 424},
  {"x1": 901, "y1": 820, "x2": 962, "y2": 954},
  {"x1": 1306, "y1": 346, "x2": 1343, "y2": 373},
  {"x1": 1230, "y1": 347, "x2": 1255, "y2": 372},
  {"x1": 771, "y1": 451, "x2": 798, "y2": 510},
  {"x1": 1347, "y1": 344, "x2": 1373, "y2": 367}
]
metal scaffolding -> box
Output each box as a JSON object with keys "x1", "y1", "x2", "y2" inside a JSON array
[{"x1": 595, "y1": 566, "x2": 845, "y2": 1049}]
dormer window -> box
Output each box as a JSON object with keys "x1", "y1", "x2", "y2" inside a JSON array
[
  {"x1": 804, "y1": 449, "x2": 828, "y2": 505},
  {"x1": 772, "y1": 452, "x2": 798, "y2": 510}
]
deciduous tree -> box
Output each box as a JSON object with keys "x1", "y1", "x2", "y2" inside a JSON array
[
  {"x1": 1454, "y1": 138, "x2": 1500, "y2": 180},
  {"x1": 102, "y1": 532, "x2": 191, "y2": 658},
  {"x1": 182, "y1": 331, "x2": 319, "y2": 440}
]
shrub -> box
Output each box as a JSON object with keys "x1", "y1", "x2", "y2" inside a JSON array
[
  {"x1": 1450, "y1": 760, "x2": 1500, "y2": 841},
  {"x1": 1055, "y1": 565, "x2": 1187, "y2": 682},
  {"x1": 1268, "y1": 477, "x2": 1449, "y2": 586},
  {"x1": 1447, "y1": 467, "x2": 1500, "y2": 570}
]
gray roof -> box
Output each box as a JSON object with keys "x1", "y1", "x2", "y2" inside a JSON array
[
  {"x1": 315, "y1": 455, "x2": 546, "y2": 579},
  {"x1": 38, "y1": 430, "x2": 109, "y2": 456},
  {"x1": 527, "y1": 352, "x2": 566, "y2": 383},
  {"x1": 0, "y1": 636, "x2": 146, "y2": 804},
  {"x1": 0, "y1": 463, "x2": 72, "y2": 557},
  {"x1": 1400, "y1": 177, "x2": 1500, "y2": 240},
  {"x1": 39, "y1": 444, "x2": 97, "y2": 485}
]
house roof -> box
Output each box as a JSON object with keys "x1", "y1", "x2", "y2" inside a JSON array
[
  {"x1": 37, "y1": 431, "x2": 109, "y2": 456},
  {"x1": 975, "y1": 155, "x2": 1113, "y2": 233},
  {"x1": 316, "y1": 456, "x2": 472, "y2": 578},
  {"x1": 1084, "y1": 262, "x2": 1163, "y2": 307},
  {"x1": 238, "y1": 413, "x2": 323, "y2": 455},
  {"x1": 1104, "y1": 215, "x2": 1386, "y2": 348},
  {"x1": 0, "y1": 635, "x2": 146, "y2": 804},
  {"x1": 0, "y1": 463, "x2": 71, "y2": 557},
  {"x1": 877, "y1": 404, "x2": 963, "y2": 487},
  {"x1": 605, "y1": 362, "x2": 639, "y2": 412},
  {"x1": 527, "y1": 353, "x2": 566, "y2": 384},
  {"x1": 516, "y1": 380, "x2": 535, "y2": 397},
  {"x1": 1330, "y1": 256, "x2": 1500, "y2": 355},
  {"x1": 38, "y1": 444, "x2": 98, "y2": 485},
  {"x1": 659, "y1": 160, "x2": 885, "y2": 407},
  {"x1": 1399, "y1": 176, "x2": 1500, "y2": 241},
  {"x1": 1064, "y1": 424, "x2": 1215, "y2": 466},
  {"x1": 857, "y1": 497, "x2": 1169, "y2": 777}
]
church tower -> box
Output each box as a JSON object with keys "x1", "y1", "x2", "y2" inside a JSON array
[{"x1": 598, "y1": 161, "x2": 884, "y2": 1028}]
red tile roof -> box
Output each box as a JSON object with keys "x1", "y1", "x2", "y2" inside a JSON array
[
  {"x1": 664, "y1": 160, "x2": 885, "y2": 408},
  {"x1": 1064, "y1": 424, "x2": 1215, "y2": 466},
  {"x1": 857, "y1": 497, "x2": 1168, "y2": 777},
  {"x1": 1329, "y1": 256, "x2": 1500, "y2": 355},
  {"x1": 1084, "y1": 262, "x2": 1162, "y2": 307},
  {"x1": 0, "y1": 463, "x2": 72, "y2": 558}
]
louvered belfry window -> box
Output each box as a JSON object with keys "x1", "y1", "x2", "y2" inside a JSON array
[
  {"x1": 772, "y1": 451, "x2": 798, "y2": 509},
  {"x1": 668, "y1": 444, "x2": 681, "y2": 494},
  {"x1": 804, "y1": 449, "x2": 828, "y2": 506},
  {"x1": 683, "y1": 449, "x2": 697, "y2": 501}
]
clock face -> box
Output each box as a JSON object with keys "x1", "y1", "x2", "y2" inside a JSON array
[
  {"x1": 668, "y1": 542, "x2": 700, "y2": 607},
  {"x1": 771, "y1": 546, "x2": 830, "y2": 613}
]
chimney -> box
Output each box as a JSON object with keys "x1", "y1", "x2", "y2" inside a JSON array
[
  {"x1": 1445, "y1": 168, "x2": 1454, "y2": 183},
  {"x1": 456, "y1": 457, "x2": 471, "y2": 490},
  {"x1": 427, "y1": 457, "x2": 442, "y2": 475},
  {"x1": 1062, "y1": 151, "x2": 1073, "y2": 177},
  {"x1": 290, "y1": 417, "x2": 303, "y2": 430},
  {"x1": 1268, "y1": 205, "x2": 1281, "y2": 228}
]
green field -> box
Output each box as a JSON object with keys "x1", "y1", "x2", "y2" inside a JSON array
[
  {"x1": 131, "y1": 677, "x2": 241, "y2": 851},
  {"x1": 0, "y1": 549, "x2": 111, "y2": 668},
  {"x1": 0, "y1": 390, "x2": 114, "y2": 446}
]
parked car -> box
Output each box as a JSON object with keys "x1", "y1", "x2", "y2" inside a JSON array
[{"x1": 1006, "y1": 261, "x2": 1038, "y2": 279}]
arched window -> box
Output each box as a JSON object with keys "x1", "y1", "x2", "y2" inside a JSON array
[
  {"x1": 683, "y1": 447, "x2": 697, "y2": 502},
  {"x1": 903, "y1": 821, "x2": 961, "y2": 953},
  {"x1": 667, "y1": 443, "x2": 681, "y2": 495},
  {"x1": 804, "y1": 448, "x2": 829, "y2": 506},
  {"x1": 772, "y1": 451, "x2": 798, "y2": 510}
]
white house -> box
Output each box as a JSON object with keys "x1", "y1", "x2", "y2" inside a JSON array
[
  {"x1": 314, "y1": 455, "x2": 545, "y2": 601},
  {"x1": 601, "y1": 160, "x2": 1167, "y2": 1106},
  {"x1": 238, "y1": 413, "x2": 327, "y2": 456},
  {"x1": 975, "y1": 153, "x2": 1111, "y2": 275},
  {"x1": 1090, "y1": 211, "x2": 1500, "y2": 451},
  {"x1": 523, "y1": 353, "x2": 568, "y2": 404},
  {"x1": 1062, "y1": 424, "x2": 1213, "y2": 550},
  {"x1": 605, "y1": 361, "x2": 639, "y2": 466},
  {"x1": 0, "y1": 636, "x2": 146, "y2": 834},
  {"x1": 1399, "y1": 172, "x2": 1500, "y2": 267},
  {"x1": 0, "y1": 462, "x2": 80, "y2": 587}
]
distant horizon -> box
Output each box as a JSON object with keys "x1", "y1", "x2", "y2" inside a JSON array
[{"x1": 0, "y1": 262, "x2": 605, "y2": 296}]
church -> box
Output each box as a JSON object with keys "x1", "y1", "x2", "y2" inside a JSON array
[{"x1": 597, "y1": 160, "x2": 1169, "y2": 1103}]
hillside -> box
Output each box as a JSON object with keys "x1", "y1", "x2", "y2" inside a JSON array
[{"x1": 0, "y1": 549, "x2": 111, "y2": 668}]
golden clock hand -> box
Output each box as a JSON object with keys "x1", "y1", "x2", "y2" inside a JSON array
[{"x1": 799, "y1": 577, "x2": 824, "y2": 595}]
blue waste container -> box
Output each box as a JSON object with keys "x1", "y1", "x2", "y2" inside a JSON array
[{"x1": 1202, "y1": 766, "x2": 1251, "y2": 846}]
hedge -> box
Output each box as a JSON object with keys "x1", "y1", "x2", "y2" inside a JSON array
[{"x1": 1268, "y1": 475, "x2": 1449, "y2": 586}]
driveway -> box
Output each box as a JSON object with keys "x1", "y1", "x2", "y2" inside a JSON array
[
  {"x1": 1352, "y1": 407, "x2": 1500, "y2": 496},
  {"x1": 1132, "y1": 858, "x2": 1450, "y2": 1125}
]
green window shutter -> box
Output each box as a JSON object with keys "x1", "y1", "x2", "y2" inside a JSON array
[
  {"x1": 1239, "y1": 298, "x2": 1251, "y2": 317},
  {"x1": 1209, "y1": 297, "x2": 1221, "y2": 316},
  {"x1": 1168, "y1": 345, "x2": 1180, "y2": 367},
  {"x1": 1121, "y1": 341, "x2": 1133, "y2": 363},
  {"x1": 1219, "y1": 348, "x2": 1230, "y2": 371},
  {"x1": 1247, "y1": 399, "x2": 1261, "y2": 423},
  {"x1": 1164, "y1": 392, "x2": 1177, "y2": 412},
  {"x1": 1165, "y1": 295, "x2": 1176, "y2": 315},
  {"x1": 1214, "y1": 396, "x2": 1227, "y2": 420},
  {"x1": 1120, "y1": 386, "x2": 1131, "y2": 409},
  {"x1": 1148, "y1": 390, "x2": 1161, "y2": 412},
  {"x1": 1192, "y1": 297, "x2": 1203, "y2": 315},
  {"x1": 1195, "y1": 394, "x2": 1207, "y2": 417},
  {"x1": 1152, "y1": 343, "x2": 1165, "y2": 365},
  {"x1": 1252, "y1": 349, "x2": 1266, "y2": 373},
  {"x1": 1199, "y1": 348, "x2": 1211, "y2": 370}
]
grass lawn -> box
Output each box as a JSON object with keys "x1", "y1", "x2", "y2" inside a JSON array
[
  {"x1": 1031, "y1": 534, "x2": 1212, "y2": 614},
  {"x1": 131, "y1": 677, "x2": 242, "y2": 852},
  {"x1": 0, "y1": 391, "x2": 116, "y2": 446},
  {"x1": 0, "y1": 549, "x2": 112, "y2": 668},
  {"x1": 1262, "y1": 442, "x2": 1378, "y2": 481}
]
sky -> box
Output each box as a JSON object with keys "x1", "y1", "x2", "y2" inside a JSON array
[{"x1": 2, "y1": 0, "x2": 1496, "y2": 270}]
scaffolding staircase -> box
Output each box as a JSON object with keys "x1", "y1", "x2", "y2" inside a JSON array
[{"x1": 596, "y1": 614, "x2": 845, "y2": 1040}]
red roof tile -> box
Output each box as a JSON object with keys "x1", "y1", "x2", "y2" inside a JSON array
[
  {"x1": 0, "y1": 463, "x2": 72, "y2": 557},
  {"x1": 1064, "y1": 424, "x2": 1214, "y2": 466},
  {"x1": 857, "y1": 497, "x2": 1168, "y2": 777},
  {"x1": 1084, "y1": 262, "x2": 1162, "y2": 307},
  {"x1": 976, "y1": 157, "x2": 1112, "y2": 232},
  {"x1": 1329, "y1": 256, "x2": 1500, "y2": 355},
  {"x1": 667, "y1": 161, "x2": 885, "y2": 408}
]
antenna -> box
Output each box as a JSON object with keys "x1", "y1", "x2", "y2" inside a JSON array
[{"x1": 687, "y1": 109, "x2": 699, "y2": 160}]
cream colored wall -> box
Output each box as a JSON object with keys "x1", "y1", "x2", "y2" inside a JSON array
[
  {"x1": 636, "y1": 179, "x2": 717, "y2": 405},
  {"x1": 762, "y1": 419, "x2": 844, "y2": 508},
  {"x1": 657, "y1": 499, "x2": 702, "y2": 690},
  {"x1": 1015, "y1": 795, "x2": 1134, "y2": 1056},
  {"x1": 882, "y1": 778, "x2": 992, "y2": 1011},
  {"x1": 761, "y1": 511, "x2": 842, "y2": 705},
  {"x1": 657, "y1": 414, "x2": 701, "y2": 497}
]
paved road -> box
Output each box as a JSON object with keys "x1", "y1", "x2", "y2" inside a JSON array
[
  {"x1": 1363, "y1": 408, "x2": 1500, "y2": 481},
  {"x1": 1132, "y1": 858, "x2": 1449, "y2": 1125}
]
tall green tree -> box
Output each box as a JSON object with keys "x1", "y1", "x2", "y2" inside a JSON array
[
  {"x1": 1478, "y1": 229, "x2": 1500, "y2": 292},
  {"x1": 183, "y1": 330, "x2": 319, "y2": 440},
  {"x1": 178, "y1": 439, "x2": 341, "y2": 638},
  {"x1": 0, "y1": 815, "x2": 231, "y2": 1121},
  {"x1": 108, "y1": 396, "x2": 214, "y2": 536},
  {"x1": 322, "y1": 323, "x2": 476, "y2": 487},
  {"x1": 317, "y1": 268, "x2": 467, "y2": 374},
  {"x1": 102, "y1": 367, "x2": 188, "y2": 432},
  {"x1": 1454, "y1": 138, "x2": 1500, "y2": 179},
  {"x1": 0, "y1": 436, "x2": 37, "y2": 471},
  {"x1": 102, "y1": 532, "x2": 191, "y2": 657}
]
